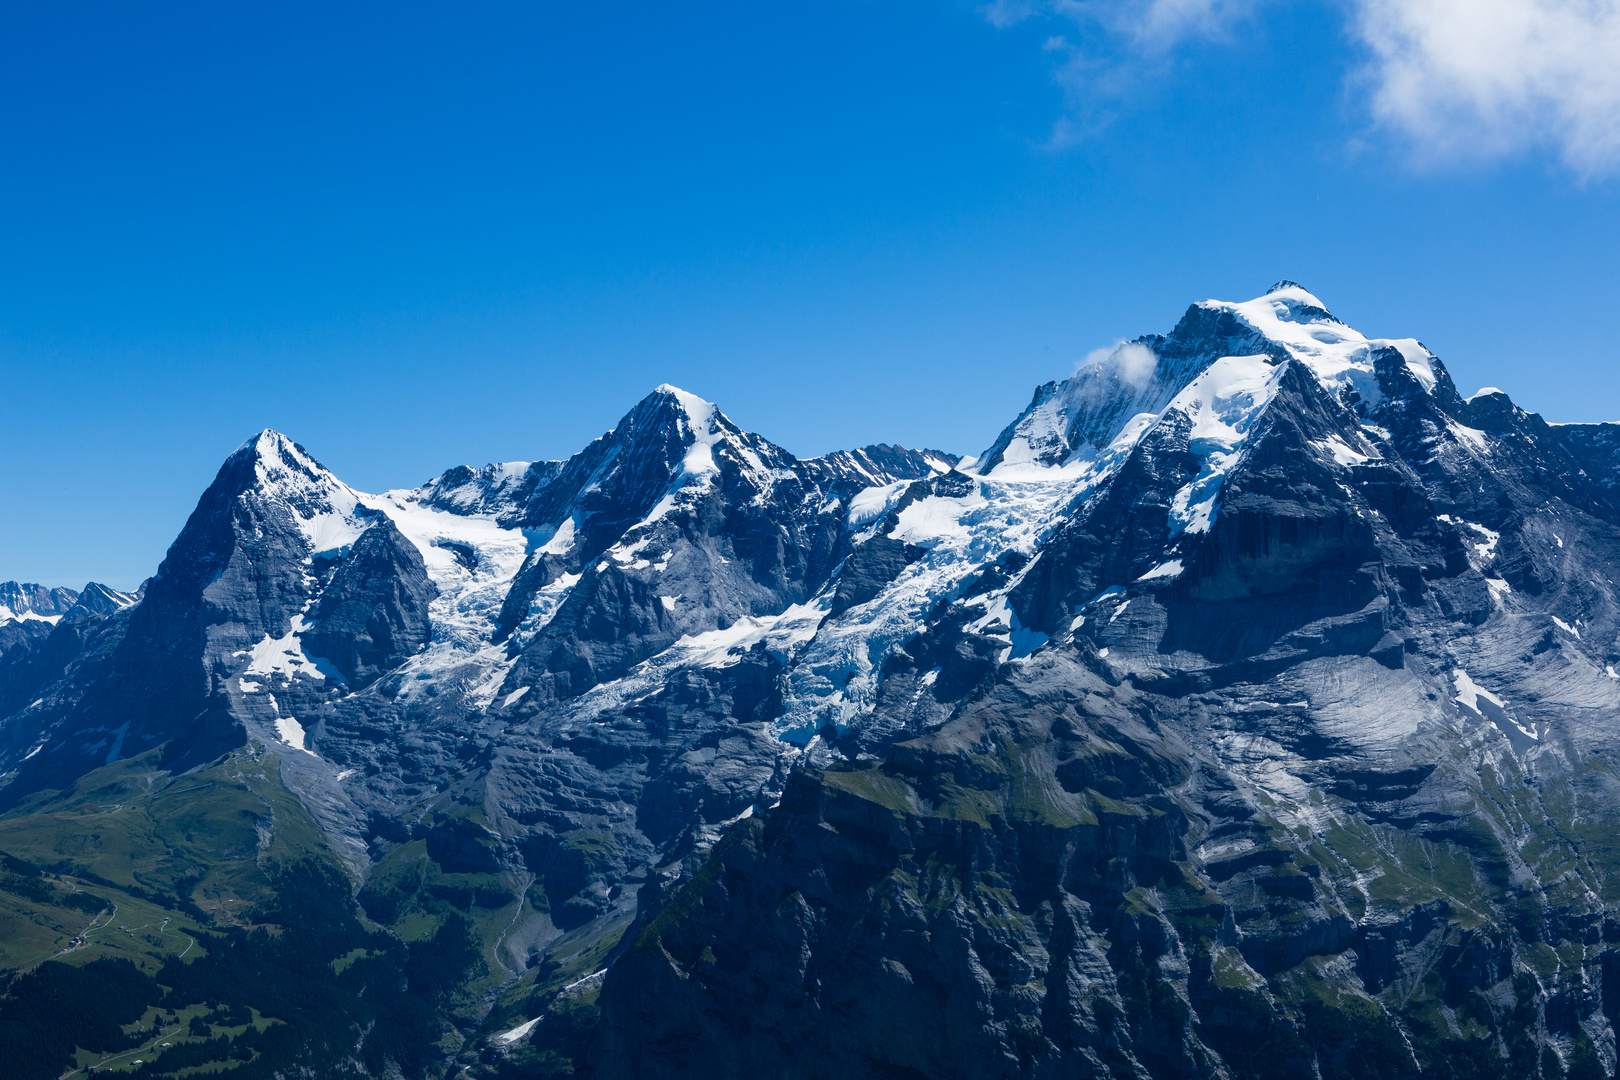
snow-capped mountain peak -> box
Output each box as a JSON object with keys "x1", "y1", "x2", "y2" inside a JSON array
[
  {"x1": 225, "y1": 428, "x2": 371, "y2": 558},
  {"x1": 1209, "y1": 283, "x2": 1441, "y2": 404},
  {"x1": 415, "y1": 460, "x2": 537, "y2": 516},
  {"x1": 654, "y1": 384, "x2": 729, "y2": 483},
  {"x1": 1257, "y1": 279, "x2": 1337, "y2": 319},
  {"x1": 0, "y1": 582, "x2": 80, "y2": 625},
  {"x1": 979, "y1": 283, "x2": 1451, "y2": 478},
  {"x1": 653, "y1": 382, "x2": 711, "y2": 412},
  {"x1": 69, "y1": 581, "x2": 140, "y2": 617}
]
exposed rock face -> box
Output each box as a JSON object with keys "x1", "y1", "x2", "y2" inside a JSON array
[
  {"x1": 602, "y1": 672, "x2": 1215, "y2": 1080},
  {"x1": 1552, "y1": 420, "x2": 1620, "y2": 503},
  {"x1": 0, "y1": 582, "x2": 80, "y2": 620},
  {"x1": 8, "y1": 283, "x2": 1620, "y2": 1080},
  {"x1": 302, "y1": 516, "x2": 436, "y2": 688},
  {"x1": 588, "y1": 285, "x2": 1620, "y2": 1079},
  {"x1": 491, "y1": 388, "x2": 946, "y2": 708},
  {"x1": 601, "y1": 653, "x2": 1558, "y2": 1080},
  {"x1": 0, "y1": 431, "x2": 378, "y2": 806},
  {"x1": 0, "y1": 583, "x2": 138, "y2": 718}
]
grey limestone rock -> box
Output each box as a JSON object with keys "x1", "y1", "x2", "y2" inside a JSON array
[
  {"x1": 9, "y1": 284, "x2": 1620, "y2": 1080},
  {"x1": 303, "y1": 515, "x2": 436, "y2": 688}
]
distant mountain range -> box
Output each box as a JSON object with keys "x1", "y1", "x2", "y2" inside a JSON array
[{"x1": 5, "y1": 282, "x2": 1620, "y2": 1080}]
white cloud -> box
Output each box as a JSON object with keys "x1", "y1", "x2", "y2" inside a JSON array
[
  {"x1": 986, "y1": 0, "x2": 1260, "y2": 143},
  {"x1": 1125, "y1": 0, "x2": 1261, "y2": 46},
  {"x1": 1353, "y1": 0, "x2": 1620, "y2": 176},
  {"x1": 1078, "y1": 340, "x2": 1159, "y2": 387},
  {"x1": 983, "y1": 0, "x2": 1620, "y2": 175}
]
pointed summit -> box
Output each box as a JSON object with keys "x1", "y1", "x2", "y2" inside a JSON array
[
  {"x1": 512, "y1": 384, "x2": 755, "y2": 541},
  {"x1": 233, "y1": 427, "x2": 297, "y2": 455},
  {"x1": 207, "y1": 429, "x2": 369, "y2": 558},
  {"x1": 0, "y1": 431, "x2": 377, "y2": 806},
  {"x1": 1266, "y1": 278, "x2": 1317, "y2": 298},
  {"x1": 67, "y1": 582, "x2": 139, "y2": 619},
  {"x1": 227, "y1": 428, "x2": 334, "y2": 484},
  {"x1": 228, "y1": 428, "x2": 342, "y2": 494},
  {"x1": 648, "y1": 384, "x2": 727, "y2": 457},
  {"x1": 634, "y1": 384, "x2": 719, "y2": 444},
  {"x1": 978, "y1": 283, "x2": 1458, "y2": 477},
  {"x1": 1204, "y1": 285, "x2": 1447, "y2": 402}
]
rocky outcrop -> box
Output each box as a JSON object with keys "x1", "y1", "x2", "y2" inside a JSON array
[
  {"x1": 598, "y1": 637, "x2": 1620, "y2": 1079},
  {"x1": 0, "y1": 582, "x2": 79, "y2": 619},
  {"x1": 0, "y1": 582, "x2": 137, "y2": 722},
  {"x1": 601, "y1": 666, "x2": 1220, "y2": 1080},
  {"x1": 0, "y1": 432, "x2": 369, "y2": 804},
  {"x1": 493, "y1": 389, "x2": 946, "y2": 710},
  {"x1": 303, "y1": 517, "x2": 436, "y2": 687}
]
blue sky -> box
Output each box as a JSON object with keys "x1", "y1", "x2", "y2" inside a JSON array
[{"x1": 3, "y1": 0, "x2": 1618, "y2": 589}]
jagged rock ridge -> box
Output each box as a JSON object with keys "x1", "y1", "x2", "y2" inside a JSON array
[{"x1": 5, "y1": 284, "x2": 1620, "y2": 1080}]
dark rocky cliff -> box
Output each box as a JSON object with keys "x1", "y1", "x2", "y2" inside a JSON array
[
  {"x1": 578, "y1": 288, "x2": 1620, "y2": 1079},
  {"x1": 6, "y1": 285, "x2": 1620, "y2": 1080}
]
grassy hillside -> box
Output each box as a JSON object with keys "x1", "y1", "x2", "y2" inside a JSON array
[{"x1": 0, "y1": 744, "x2": 486, "y2": 1078}]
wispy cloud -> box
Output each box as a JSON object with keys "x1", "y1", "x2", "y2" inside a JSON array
[
  {"x1": 1354, "y1": 0, "x2": 1620, "y2": 177},
  {"x1": 985, "y1": 0, "x2": 1265, "y2": 144},
  {"x1": 983, "y1": 0, "x2": 1620, "y2": 176},
  {"x1": 1079, "y1": 340, "x2": 1159, "y2": 386}
]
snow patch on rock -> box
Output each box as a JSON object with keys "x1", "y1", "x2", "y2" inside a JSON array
[{"x1": 1165, "y1": 354, "x2": 1285, "y2": 535}]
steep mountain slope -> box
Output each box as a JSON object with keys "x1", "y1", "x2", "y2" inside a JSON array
[
  {"x1": 596, "y1": 285, "x2": 1620, "y2": 1080},
  {"x1": 0, "y1": 582, "x2": 137, "y2": 756},
  {"x1": 5, "y1": 283, "x2": 1620, "y2": 1080},
  {"x1": 0, "y1": 388, "x2": 959, "y2": 1075}
]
